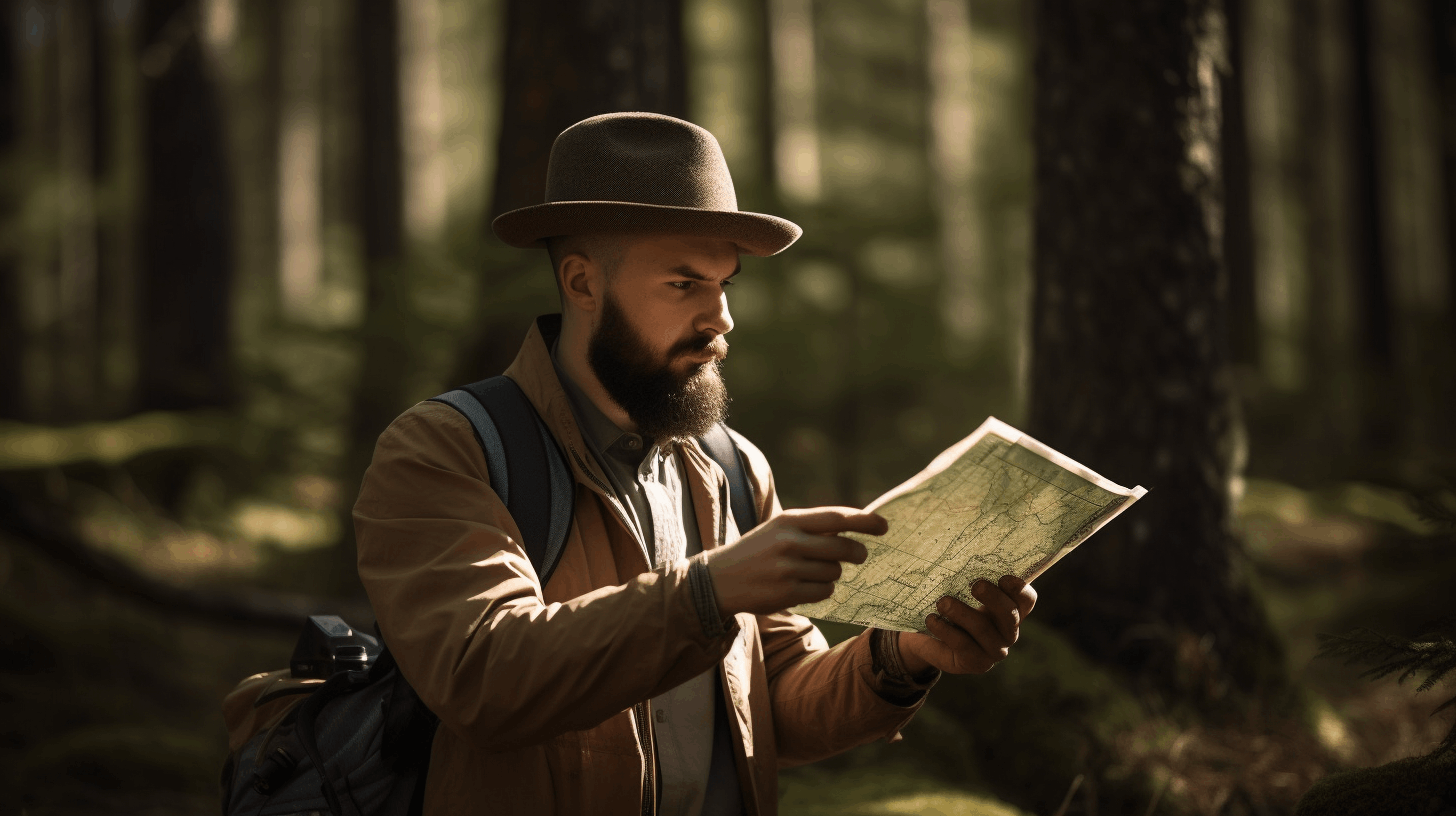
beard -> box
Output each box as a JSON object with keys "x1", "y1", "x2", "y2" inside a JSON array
[{"x1": 588, "y1": 290, "x2": 730, "y2": 443}]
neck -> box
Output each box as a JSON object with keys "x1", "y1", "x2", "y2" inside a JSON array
[{"x1": 556, "y1": 313, "x2": 637, "y2": 432}]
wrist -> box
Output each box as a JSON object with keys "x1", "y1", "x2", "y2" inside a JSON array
[
  {"x1": 898, "y1": 638, "x2": 934, "y2": 678},
  {"x1": 688, "y1": 553, "x2": 735, "y2": 636}
]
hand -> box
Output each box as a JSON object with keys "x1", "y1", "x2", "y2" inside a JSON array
[
  {"x1": 703, "y1": 507, "x2": 886, "y2": 616},
  {"x1": 897, "y1": 575, "x2": 1037, "y2": 675}
]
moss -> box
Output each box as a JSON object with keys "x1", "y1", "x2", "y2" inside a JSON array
[
  {"x1": 780, "y1": 765, "x2": 1033, "y2": 816},
  {"x1": 910, "y1": 619, "x2": 1167, "y2": 814},
  {"x1": 1294, "y1": 752, "x2": 1456, "y2": 816}
]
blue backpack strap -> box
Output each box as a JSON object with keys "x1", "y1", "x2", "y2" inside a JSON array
[
  {"x1": 428, "y1": 376, "x2": 573, "y2": 587},
  {"x1": 698, "y1": 422, "x2": 758, "y2": 532}
]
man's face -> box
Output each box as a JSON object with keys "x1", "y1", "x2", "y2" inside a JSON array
[{"x1": 586, "y1": 234, "x2": 740, "y2": 441}]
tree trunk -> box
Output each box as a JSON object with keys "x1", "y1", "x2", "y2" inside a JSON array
[
  {"x1": 454, "y1": 0, "x2": 687, "y2": 385},
  {"x1": 1292, "y1": 0, "x2": 1360, "y2": 460},
  {"x1": 1027, "y1": 0, "x2": 1284, "y2": 706},
  {"x1": 1430, "y1": 0, "x2": 1456, "y2": 455},
  {"x1": 1221, "y1": 0, "x2": 1259, "y2": 373},
  {"x1": 0, "y1": 2, "x2": 20, "y2": 419},
  {"x1": 94, "y1": 0, "x2": 142, "y2": 418},
  {"x1": 488, "y1": 0, "x2": 687, "y2": 220},
  {"x1": 1345, "y1": 0, "x2": 1401, "y2": 455},
  {"x1": 334, "y1": 0, "x2": 408, "y2": 597},
  {"x1": 136, "y1": 0, "x2": 235, "y2": 410}
]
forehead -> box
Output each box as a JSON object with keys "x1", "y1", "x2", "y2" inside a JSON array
[{"x1": 615, "y1": 234, "x2": 740, "y2": 278}]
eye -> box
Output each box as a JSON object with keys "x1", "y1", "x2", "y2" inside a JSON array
[
  {"x1": 721, "y1": 278, "x2": 734, "y2": 288},
  {"x1": 670, "y1": 281, "x2": 694, "y2": 291}
]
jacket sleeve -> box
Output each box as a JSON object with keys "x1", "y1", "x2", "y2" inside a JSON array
[
  {"x1": 354, "y1": 401, "x2": 738, "y2": 751},
  {"x1": 725, "y1": 430, "x2": 936, "y2": 767}
]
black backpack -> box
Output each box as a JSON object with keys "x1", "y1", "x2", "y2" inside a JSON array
[{"x1": 221, "y1": 376, "x2": 759, "y2": 816}]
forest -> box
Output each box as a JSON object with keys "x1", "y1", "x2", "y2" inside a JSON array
[{"x1": 1, "y1": 0, "x2": 1454, "y2": 814}]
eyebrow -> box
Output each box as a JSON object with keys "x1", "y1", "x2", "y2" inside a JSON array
[{"x1": 669, "y1": 260, "x2": 741, "y2": 282}]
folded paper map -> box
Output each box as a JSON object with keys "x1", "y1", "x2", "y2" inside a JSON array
[{"x1": 791, "y1": 417, "x2": 1147, "y2": 633}]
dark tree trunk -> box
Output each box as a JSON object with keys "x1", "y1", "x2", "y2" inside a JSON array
[
  {"x1": 1292, "y1": 0, "x2": 1359, "y2": 458},
  {"x1": 1027, "y1": 0, "x2": 1284, "y2": 706},
  {"x1": 1432, "y1": 0, "x2": 1456, "y2": 328},
  {"x1": 335, "y1": 0, "x2": 408, "y2": 597},
  {"x1": 454, "y1": 0, "x2": 687, "y2": 386},
  {"x1": 1346, "y1": 0, "x2": 1397, "y2": 455},
  {"x1": 1221, "y1": 0, "x2": 1258, "y2": 373},
  {"x1": 488, "y1": 0, "x2": 687, "y2": 220},
  {"x1": 0, "y1": 2, "x2": 20, "y2": 419},
  {"x1": 136, "y1": 0, "x2": 234, "y2": 410},
  {"x1": 1431, "y1": 0, "x2": 1456, "y2": 454}
]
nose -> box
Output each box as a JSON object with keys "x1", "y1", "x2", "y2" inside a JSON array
[{"x1": 697, "y1": 288, "x2": 734, "y2": 337}]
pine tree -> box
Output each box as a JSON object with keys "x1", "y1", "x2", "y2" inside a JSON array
[{"x1": 1315, "y1": 485, "x2": 1456, "y2": 757}]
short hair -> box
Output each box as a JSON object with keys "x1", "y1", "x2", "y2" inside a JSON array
[{"x1": 545, "y1": 234, "x2": 627, "y2": 301}]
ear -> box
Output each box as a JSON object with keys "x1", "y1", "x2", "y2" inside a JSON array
[{"x1": 558, "y1": 252, "x2": 603, "y2": 313}]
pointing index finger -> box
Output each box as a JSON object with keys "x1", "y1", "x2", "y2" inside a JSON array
[{"x1": 783, "y1": 508, "x2": 889, "y2": 537}]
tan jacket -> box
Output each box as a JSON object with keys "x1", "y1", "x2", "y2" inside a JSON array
[{"x1": 350, "y1": 316, "x2": 929, "y2": 815}]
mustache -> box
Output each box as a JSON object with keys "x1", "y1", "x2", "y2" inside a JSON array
[{"x1": 670, "y1": 333, "x2": 728, "y2": 360}]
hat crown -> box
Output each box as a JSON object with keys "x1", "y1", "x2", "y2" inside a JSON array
[{"x1": 543, "y1": 113, "x2": 739, "y2": 212}]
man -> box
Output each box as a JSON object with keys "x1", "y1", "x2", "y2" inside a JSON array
[{"x1": 354, "y1": 112, "x2": 1037, "y2": 816}]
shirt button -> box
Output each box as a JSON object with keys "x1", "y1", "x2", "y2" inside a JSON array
[{"x1": 655, "y1": 709, "x2": 667, "y2": 723}]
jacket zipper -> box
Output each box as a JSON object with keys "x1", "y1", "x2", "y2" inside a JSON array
[
  {"x1": 566, "y1": 443, "x2": 658, "y2": 565},
  {"x1": 634, "y1": 700, "x2": 656, "y2": 816}
]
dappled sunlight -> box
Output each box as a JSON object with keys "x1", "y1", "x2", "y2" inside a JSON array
[
  {"x1": 231, "y1": 501, "x2": 338, "y2": 551},
  {"x1": 779, "y1": 768, "x2": 1031, "y2": 816},
  {"x1": 0, "y1": 413, "x2": 232, "y2": 470}
]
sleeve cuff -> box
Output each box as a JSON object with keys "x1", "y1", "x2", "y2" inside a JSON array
[
  {"x1": 687, "y1": 553, "x2": 735, "y2": 639},
  {"x1": 869, "y1": 628, "x2": 940, "y2": 705}
]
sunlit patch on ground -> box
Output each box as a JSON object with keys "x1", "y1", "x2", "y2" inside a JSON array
[{"x1": 779, "y1": 768, "x2": 1031, "y2": 816}]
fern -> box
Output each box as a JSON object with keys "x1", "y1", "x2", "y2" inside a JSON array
[{"x1": 1316, "y1": 626, "x2": 1456, "y2": 755}]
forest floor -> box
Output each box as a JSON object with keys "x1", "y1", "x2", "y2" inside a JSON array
[{"x1": 0, "y1": 465, "x2": 1452, "y2": 815}]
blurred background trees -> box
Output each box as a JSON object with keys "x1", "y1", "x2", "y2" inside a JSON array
[{"x1": 0, "y1": 0, "x2": 1453, "y2": 813}]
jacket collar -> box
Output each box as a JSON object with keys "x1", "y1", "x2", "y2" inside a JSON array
[{"x1": 504, "y1": 315, "x2": 617, "y2": 502}]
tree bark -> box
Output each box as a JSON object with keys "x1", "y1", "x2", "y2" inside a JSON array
[
  {"x1": 488, "y1": 0, "x2": 687, "y2": 221},
  {"x1": 136, "y1": 0, "x2": 235, "y2": 411},
  {"x1": 1027, "y1": 0, "x2": 1284, "y2": 706}
]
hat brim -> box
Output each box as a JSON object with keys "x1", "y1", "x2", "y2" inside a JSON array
[{"x1": 492, "y1": 201, "x2": 802, "y2": 257}]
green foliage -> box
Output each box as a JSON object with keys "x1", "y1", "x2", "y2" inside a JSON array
[
  {"x1": 1314, "y1": 483, "x2": 1456, "y2": 758},
  {"x1": 1315, "y1": 628, "x2": 1456, "y2": 757},
  {"x1": 793, "y1": 620, "x2": 1174, "y2": 815}
]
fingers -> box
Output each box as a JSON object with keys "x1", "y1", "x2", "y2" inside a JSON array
[
  {"x1": 921, "y1": 615, "x2": 999, "y2": 673},
  {"x1": 780, "y1": 507, "x2": 888, "y2": 537},
  {"x1": 786, "y1": 558, "x2": 842, "y2": 583},
  {"x1": 971, "y1": 580, "x2": 1021, "y2": 644},
  {"x1": 999, "y1": 575, "x2": 1037, "y2": 617},
  {"x1": 936, "y1": 597, "x2": 1012, "y2": 661},
  {"x1": 778, "y1": 529, "x2": 869, "y2": 564}
]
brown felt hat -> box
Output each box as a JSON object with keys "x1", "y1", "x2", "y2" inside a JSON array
[{"x1": 491, "y1": 112, "x2": 801, "y2": 257}]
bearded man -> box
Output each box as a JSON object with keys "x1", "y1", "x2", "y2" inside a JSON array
[{"x1": 353, "y1": 112, "x2": 1037, "y2": 816}]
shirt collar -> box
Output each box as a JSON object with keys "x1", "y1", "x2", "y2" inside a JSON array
[{"x1": 551, "y1": 343, "x2": 651, "y2": 470}]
